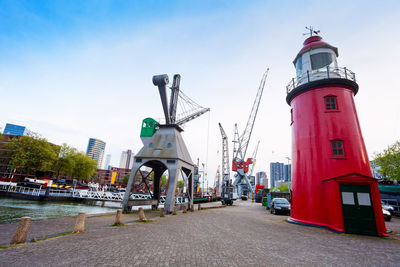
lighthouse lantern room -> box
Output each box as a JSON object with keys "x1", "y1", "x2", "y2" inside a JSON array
[{"x1": 286, "y1": 29, "x2": 387, "y2": 236}]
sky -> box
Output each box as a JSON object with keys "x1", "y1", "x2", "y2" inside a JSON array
[{"x1": 1, "y1": 0, "x2": 400, "y2": 187}]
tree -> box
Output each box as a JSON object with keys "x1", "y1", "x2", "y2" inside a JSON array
[
  {"x1": 71, "y1": 153, "x2": 97, "y2": 182},
  {"x1": 177, "y1": 180, "x2": 185, "y2": 189},
  {"x1": 6, "y1": 133, "x2": 59, "y2": 175},
  {"x1": 270, "y1": 183, "x2": 290, "y2": 193},
  {"x1": 122, "y1": 174, "x2": 130, "y2": 184},
  {"x1": 161, "y1": 174, "x2": 167, "y2": 187},
  {"x1": 374, "y1": 141, "x2": 400, "y2": 181},
  {"x1": 53, "y1": 143, "x2": 77, "y2": 178}
]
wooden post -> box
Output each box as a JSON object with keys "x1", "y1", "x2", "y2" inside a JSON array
[
  {"x1": 114, "y1": 209, "x2": 122, "y2": 225},
  {"x1": 172, "y1": 206, "x2": 177, "y2": 215},
  {"x1": 10, "y1": 217, "x2": 31, "y2": 244},
  {"x1": 190, "y1": 205, "x2": 195, "y2": 212},
  {"x1": 198, "y1": 204, "x2": 201, "y2": 211},
  {"x1": 73, "y1": 212, "x2": 86, "y2": 233},
  {"x1": 160, "y1": 207, "x2": 165, "y2": 217},
  {"x1": 183, "y1": 205, "x2": 187, "y2": 213},
  {"x1": 139, "y1": 207, "x2": 147, "y2": 221}
]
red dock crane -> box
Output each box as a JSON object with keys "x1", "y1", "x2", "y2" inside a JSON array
[{"x1": 232, "y1": 69, "x2": 269, "y2": 198}]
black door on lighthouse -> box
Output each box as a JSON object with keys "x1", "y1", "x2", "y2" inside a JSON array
[{"x1": 340, "y1": 184, "x2": 377, "y2": 236}]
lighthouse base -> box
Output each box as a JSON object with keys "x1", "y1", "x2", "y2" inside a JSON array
[
  {"x1": 287, "y1": 216, "x2": 389, "y2": 237},
  {"x1": 287, "y1": 217, "x2": 344, "y2": 234}
]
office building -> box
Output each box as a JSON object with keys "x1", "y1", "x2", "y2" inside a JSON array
[
  {"x1": 103, "y1": 154, "x2": 112, "y2": 170},
  {"x1": 119, "y1": 149, "x2": 134, "y2": 169},
  {"x1": 256, "y1": 171, "x2": 268, "y2": 187},
  {"x1": 270, "y1": 162, "x2": 284, "y2": 187},
  {"x1": 86, "y1": 138, "x2": 106, "y2": 169},
  {"x1": 3, "y1": 123, "x2": 27, "y2": 136},
  {"x1": 283, "y1": 164, "x2": 292, "y2": 182},
  {"x1": 270, "y1": 162, "x2": 292, "y2": 187},
  {"x1": 370, "y1": 161, "x2": 382, "y2": 179}
]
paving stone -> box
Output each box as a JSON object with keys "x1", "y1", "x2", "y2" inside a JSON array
[{"x1": 0, "y1": 201, "x2": 399, "y2": 266}]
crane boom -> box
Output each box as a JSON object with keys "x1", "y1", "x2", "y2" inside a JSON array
[
  {"x1": 169, "y1": 74, "x2": 181, "y2": 124},
  {"x1": 248, "y1": 141, "x2": 260, "y2": 177},
  {"x1": 218, "y1": 123, "x2": 230, "y2": 181},
  {"x1": 153, "y1": 74, "x2": 210, "y2": 126},
  {"x1": 233, "y1": 68, "x2": 269, "y2": 162},
  {"x1": 176, "y1": 107, "x2": 210, "y2": 126}
]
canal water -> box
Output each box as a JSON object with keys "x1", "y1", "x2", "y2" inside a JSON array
[{"x1": 0, "y1": 197, "x2": 121, "y2": 223}]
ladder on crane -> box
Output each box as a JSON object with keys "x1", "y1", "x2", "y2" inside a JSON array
[{"x1": 232, "y1": 69, "x2": 269, "y2": 198}]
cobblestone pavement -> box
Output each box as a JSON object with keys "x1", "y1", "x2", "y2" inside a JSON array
[
  {"x1": 1, "y1": 201, "x2": 399, "y2": 266},
  {"x1": 0, "y1": 209, "x2": 162, "y2": 245}
]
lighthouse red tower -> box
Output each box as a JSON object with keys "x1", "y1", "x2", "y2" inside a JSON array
[{"x1": 286, "y1": 32, "x2": 387, "y2": 236}]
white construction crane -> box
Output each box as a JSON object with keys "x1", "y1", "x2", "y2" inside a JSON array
[
  {"x1": 232, "y1": 69, "x2": 269, "y2": 197},
  {"x1": 219, "y1": 122, "x2": 235, "y2": 205}
]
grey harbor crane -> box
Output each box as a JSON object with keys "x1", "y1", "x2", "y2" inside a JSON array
[{"x1": 122, "y1": 74, "x2": 210, "y2": 214}]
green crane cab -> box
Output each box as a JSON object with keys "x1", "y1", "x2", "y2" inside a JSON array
[{"x1": 140, "y1": 118, "x2": 159, "y2": 137}]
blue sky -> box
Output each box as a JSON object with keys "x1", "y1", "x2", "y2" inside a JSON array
[{"x1": 1, "y1": 0, "x2": 400, "y2": 185}]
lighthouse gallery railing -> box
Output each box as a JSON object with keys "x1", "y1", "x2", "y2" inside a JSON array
[{"x1": 286, "y1": 66, "x2": 356, "y2": 94}]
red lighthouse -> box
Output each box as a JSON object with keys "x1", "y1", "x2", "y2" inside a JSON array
[{"x1": 286, "y1": 32, "x2": 387, "y2": 236}]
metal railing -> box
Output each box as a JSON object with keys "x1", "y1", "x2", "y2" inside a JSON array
[
  {"x1": 48, "y1": 189, "x2": 72, "y2": 197},
  {"x1": 0, "y1": 184, "x2": 43, "y2": 196},
  {"x1": 0, "y1": 184, "x2": 189, "y2": 204},
  {"x1": 286, "y1": 66, "x2": 356, "y2": 94}
]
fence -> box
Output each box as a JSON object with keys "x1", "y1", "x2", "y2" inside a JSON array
[{"x1": 286, "y1": 66, "x2": 356, "y2": 94}]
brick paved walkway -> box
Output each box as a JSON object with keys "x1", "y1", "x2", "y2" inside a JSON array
[{"x1": 1, "y1": 201, "x2": 399, "y2": 266}]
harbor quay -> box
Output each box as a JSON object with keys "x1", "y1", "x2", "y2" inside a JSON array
[{"x1": 0, "y1": 201, "x2": 399, "y2": 266}]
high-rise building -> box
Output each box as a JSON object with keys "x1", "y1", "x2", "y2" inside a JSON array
[
  {"x1": 270, "y1": 162, "x2": 292, "y2": 187},
  {"x1": 103, "y1": 154, "x2": 112, "y2": 170},
  {"x1": 86, "y1": 138, "x2": 106, "y2": 169},
  {"x1": 119, "y1": 149, "x2": 134, "y2": 169},
  {"x1": 283, "y1": 164, "x2": 292, "y2": 182},
  {"x1": 370, "y1": 161, "x2": 382, "y2": 179},
  {"x1": 270, "y1": 162, "x2": 284, "y2": 187},
  {"x1": 256, "y1": 171, "x2": 268, "y2": 187},
  {"x1": 3, "y1": 123, "x2": 27, "y2": 136}
]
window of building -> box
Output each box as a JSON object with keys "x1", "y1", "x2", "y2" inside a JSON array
[
  {"x1": 311, "y1": 52, "x2": 333, "y2": 70},
  {"x1": 290, "y1": 109, "x2": 294, "y2": 125},
  {"x1": 296, "y1": 56, "x2": 302, "y2": 77},
  {"x1": 324, "y1": 96, "x2": 338, "y2": 110},
  {"x1": 331, "y1": 140, "x2": 344, "y2": 156}
]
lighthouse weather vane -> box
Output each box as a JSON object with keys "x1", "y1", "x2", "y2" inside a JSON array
[{"x1": 303, "y1": 26, "x2": 320, "y2": 37}]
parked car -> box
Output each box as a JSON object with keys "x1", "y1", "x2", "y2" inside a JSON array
[
  {"x1": 381, "y1": 201, "x2": 395, "y2": 212},
  {"x1": 270, "y1": 198, "x2": 291, "y2": 215},
  {"x1": 383, "y1": 208, "x2": 392, "y2": 221}
]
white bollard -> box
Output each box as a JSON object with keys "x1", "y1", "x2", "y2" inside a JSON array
[
  {"x1": 73, "y1": 212, "x2": 86, "y2": 233},
  {"x1": 172, "y1": 206, "x2": 177, "y2": 215},
  {"x1": 114, "y1": 209, "x2": 123, "y2": 225},
  {"x1": 10, "y1": 217, "x2": 31, "y2": 244},
  {"x1": 139, "y1": 208, "x2": 147, "y2": 221}
]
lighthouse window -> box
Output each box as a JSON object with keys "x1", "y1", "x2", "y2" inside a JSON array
[
  {"x1": 325, "y1": 96, "x2": 337, "y2": 110},
  {"x1": 296, "y1": 56, "x2": 302, "y2": 77},
  {"x1": 331, "y1": 141, "x2": 344, "y2": 156},
  {"x1": 311, "y1": 52, "x2": 333, "y2": 70}
]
